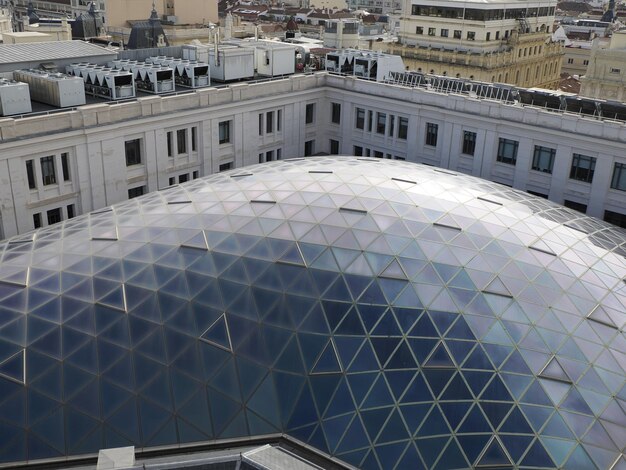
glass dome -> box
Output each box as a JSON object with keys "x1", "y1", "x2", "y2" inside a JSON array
[{"x1": 0, "y1": 157, "x2": 625, "y2": 469}]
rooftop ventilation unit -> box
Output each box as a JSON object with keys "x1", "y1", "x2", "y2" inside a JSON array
[
  {"x1": 13, "y1": 69, "x2": 86, "y2": 108},
  {"x1": 145, "y1": 56, "x2": 210, "y2": 88},
  {"x1": 65, "y1": 63, "x2": 136, "y2": 100},
  {"x1": 109, "y1": 60, "x2": 175, "y2": 94},
  {"x1": 0, "y1": 78, "x2": 32, "y2": 116}
]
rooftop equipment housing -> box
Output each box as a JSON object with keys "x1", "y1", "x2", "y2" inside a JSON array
[
  {"x1": 13, "y1": 69, "x2": 86, "y2": 108},
  {"x1": 65, "y1": 63, "x2": 136, "y2": 100},
  {"x1": 109, "y1": 60, "x2": 175, "y2": 94},
  {"x1": 225, "y1": 41, "x2": 296, "y2": 77},
  {"x1": 208, "y1": 45, "x2": 255, "y2": 82},
  {"x1": 0, "y1": 78, "x2": 32, "y2": 116},
  {"x1": 145, "y1": 56, "x2": 210, "y2": 88},
  {"x1": 326, "y1": 49, "x2": 405, "y2": 82}
]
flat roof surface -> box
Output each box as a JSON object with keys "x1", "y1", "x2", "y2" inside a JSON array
[{"x1": 0, "y1": 40, "x2": 116, "y2": 65}]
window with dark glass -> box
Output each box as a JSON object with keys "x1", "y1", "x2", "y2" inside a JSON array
[
  {"x1": 33, "y1": 213, "x2": 41, "y2": 229},
  {"x1": 398, "y1": 117, "x2": 408, "y2": 139},
  {"x1": 169, "y1": 177, "x2": 175, "y2": 186},
  {"x1": 125, "y1": 139, "x2": 142, "y2": 166},
  {"x1": 331, "y1": 102, "x2": 341, "y2": 124},
  {"x1": 259, "y1": 113, "x2": 263, "y2": 135},
  {"x1": 604, "y1": 209, "x2": 626, "y2": 228},
  {"x1": 258, "y1": 153, "x2": 264, "y2": 164},
  {"x1": 67, "y1": 204, "x2": 75, "y2": 219},
  {"x1": 305, "y1": 103, "x2": 315, "y2": 124},
  {"x1": 355, "y1": 108, "x2": 365, "y2": 129},
  {"x1": 193, "y1": 171, "x2": 199, "y2": 179},
  {"x1": 179, "y1": 174, "x2": 189, "y2": 183},
  {"x1": 128, "y1": 186, "x2": 146, "y2": 199},
  {"x1": 374, "y1": 150, "x2": 383, "y2": 158},
  {"x1": 467, "y1": 31, "x2": 476, "y2": 40},
  {"x1": 441, "y1": 29, "x2": 448, "y2": 37},
  {"x1": 277, "y1": 110, "x2": 282, "y2": 132},
  {"x1": 496, "y1": 138, "x2": 518, "y2": 165},
  {"x1": 389, "y1": 115, "x2": 395, "y2": 137},
  {"x1": 304, "y1": 140, "x2": 314, "y2": 156},
  {"x1": 60, "y1": 152, "x2": 70, "y2": 181},
  {"x1": 377, "y1": 113, "x2": 386, "y2": 134},
  {"x1": 276, "y1": 148, "x2": 282, "y2": 160},
  {"x1": 462, "y1": 131, "x2": 477, "y2": 156},
  {"x1": 564, "y1": 199, "x2": 587, "y2": 213},
  {"x1": 330, "y1": 139, "x2": 339, "y2": 155},
  {"x1": 192, "y1": 127, "x2": 197, "y2": 151},
  {"x1": 454, "y1": 30, "x2": 461, "y2": 39},
  {"x1": 219, "y1": 162, "x2": 233, "y2": 172},
  {"x1": 266, "y1": 150, "x2": 274, "y2": 162},
  {"x1": 428, "y1": 27, "x2": 436, "y2": 36},
  {"x1": 368, "y1": 111, "x2": 373, "y2": 132},
  {"x1": 532, "y1": 146, "x2": 556, "y2": 173},
  {"x1": 219, "y1": 121, "x2": 231, "y2": 144},
  {"x1": 26, "y1": 160, "x2": 36, "y2": 189},
  {"x1": 167, "y1": 131, "x2": 173, "y2": 157},
  {"x1": 570, "y1": 153, "x2": 596, "y2": 183},
  {"x1": 611, "y1": 162, "x2": 626, "y2": 191},
  {"x1": 177, "y1": 129, "x2": 187, "y2": 154},
  {"x1": 47, "y1": 207, "x2": 62, "y2": 225},
  {"x1": 416, "y1": 26, "x2": 423, "y2": 34},
  {"x1": 354, "y1": 145, "x2": 363, "y2": 156},
  {"x1": 40, "y1": 156, "x2": 56, "y2": 185},
  {"x1": 266, "y1": 111, "x2": 274, "y2": 133},
  {"x1": 425, "y1": 123, "x2": 438, "y2": 146}
]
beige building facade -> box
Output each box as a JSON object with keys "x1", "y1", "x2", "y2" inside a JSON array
[
  {"x1": 374, "y1": 0, "x2": 563, "y2": 88},
  {"x1": 580, "y1": 31, "x2": 626, "y2": 102}
]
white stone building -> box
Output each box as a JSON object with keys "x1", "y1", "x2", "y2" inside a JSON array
[
  {"x1": 580, "y1": 31, "x2": 626, "y2": 102},
  {"x1": 0, "y1": 72, "x2": 624, "y2": 239}
]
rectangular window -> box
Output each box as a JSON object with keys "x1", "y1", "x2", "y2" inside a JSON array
[
  {"x1": 259, "y1": 113, "x2": 264, "y2": 135},
  {"x1": 604, "y1": 209, "x2": 626, "y2": 228},
  {"x1": 486, "y1": 32, "x2": 491, "y2": 41},
  {"x1": 610, "y1": 162, "x2": 626, "y2": 191},
  {"x1": 276, "y1": 149, "x2": 282, "y2": 160},
  {"x1": 567, "y1": 58, "x2": 574, "y2": 64},
  {"x1": 416, "y1": 26, "x2": 423, "y2": 34},
  {"x1": 128, "y1": 186, "x2": 146, "y2": 199},
  {"x1": 33, "y1": 213, "x2": 42, "y2": 229},
  {"x1": 467, "y1": 31, "x2": 475, "y2": 40},
  {"x1": 304, "y1": 140, "x2": 315, "y2": 157},
  {"x1": 167, "y1": 131, "x2": 173, "y2": 157},
  {"x1": 441, "y1": 29, "x2": 449, "y2": 37},
  {"x1": 259, "y1": 153, "x2": 264, "y2": 164},
  {"x1": 276, "y1": 110, "x2": 282, "y2": 132},
  {"x1": 398, "y1": 117, "x2": 408, "y2": 139},
  {"x1": 266, "y1": 150, "x2": 274, "y2": 162},
  {"x1": 305, "y1": 103, "x2": 315, "y2": 124},
  {"x1": 169, "y1": 177, "x2": 175, "y2": 186},
  {"x1": 219, "y1": 162, "x2": 233, "y2": 172},
  {"x1": 193, "y1": 171, "x2": 199, "y2": 179},
  {"x1": 532, "y1": 146, "x2": 556, "y2": 173},
  {"x1": 389, "y1": 115, "x2": 395, "y2": 137},
  {"x1": 454, "y1": 30, "x2": 462, "y2": 39},
  {"x1": 179, "y1": 173, "x2": 189, "y2": 183},
  {"x1": 428, "y1": 27, "x2": 436, "y2": 36},
  {"x1": 125, "y1": 139, "x2": 142, "y2": 166},
  {"x1": 192, "y1": 127, "x2": 197, "y2": 151},
  {"x1": 330, "y1": 139, "x2": 339, "y2": 155},
  {"x1": 219, "y1": 121, "x2": 231, "y2": 144},
  {"x1": 564, "y1": 199, "x2": 587, "y2": 213},
  {"x1": 331, "y1": 102, "x2": 341, "y2": 124},
  {"x1": 425, "y1": 123, "x2": 438, "y2": 147},
  {"x1": 67, "y1": 204, "x2": 75, "y2": 219},
  {"x1": 583, "y1": 60, "x2": 589, "y2": 66},
  {"x1": 177, "y1": 129, "x2": 187, "y2": 154},
  {"x1": 40, "y1": 156, "x2": 57, "y2": 185},
  {"x1": 367, "y1": 111, "x2": 373, "y2": 132},
  {"x1": 266, "y1": 111, "x2": 274, "y2": 134},
  {"x1": 47, "y1": 207, "x2": 62, "y2": 225},
  {"x1": 462, "y1": 131, "x2": 477, "y2": 156},
  {"x1": 365, "y1": 148, "x2": 371, "y2": 157},
  {"x1": 495, "y1": 31, "x2": 500, "y2": 40},
  {"x1": 374, "y1": 151, "x2": 383, "y2": 158},
  {"x1": 496, "y1": 138, "x2": 519, "y2": 165},
  {"x1": 61, "y1": 153, "x2": 70, "y2": 181},
  {"x1": 377, "y1": 113, "x2": 386, "y2": 134},
  {"x1": 26, "y1": 160, "x2": 36, "y2": 189},
  {"x1": 570, "y1": 153, "x2": 596, "y2": 183},
  {"x1": 354, "y1": 145, "x2": 363, "y2": 156},
  {"x1": 356, "y1": 108, "x2": 365, "y2": 129}
]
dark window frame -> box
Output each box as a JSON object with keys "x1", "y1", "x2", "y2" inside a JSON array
[
  {"x1": 496, "y1": 138, "x2": 519, "y2": 165},
  {"x1": 532, "y1": 146, "x2": 556, "y2": 173},
  {"x1": 125, "y1": 139, "x2": 142, "y2": 166},
  {"x1": 425, "y1": 123, "x2": 438, "y2": 147},
  {"x1": 570, "y1": 153, "x2": 596, "y2": 183},
  {"x1": 462, "y1": 131, "x2": 477, "y2": 156}
]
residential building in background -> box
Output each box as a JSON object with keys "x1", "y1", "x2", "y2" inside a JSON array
[{"x1": 581, "y1": 30, "x2": 626, "y2": 102}]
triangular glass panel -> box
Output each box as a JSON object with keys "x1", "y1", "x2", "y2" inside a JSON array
[
  {"x1": 424, "y1": 342, "x2": 455, "y2": 368},
  {"x1": 379, "y1": 259, "x2": 407, "y2": 280},
  {"x1": 180, "y1": 231, "x2": 209, "y2": 251},
  {"x1": 587, "y1": 305, "x2": 618, "y2": 329},
  {"x1": 483, "y1": 276, "x2": 513, "y2": 298},
  {"x1": 311, "y1": 340, "x2": 342, "y2": 374},
  {"x1": 539, "y1": 357, "x2": 571, "y2": 383},
  {"x1": 199, "y1": 314, "x2": 232, "y2": 352},
  {"x1": 476, "y1": 436, "x2": 513, "y2": 467},
  {"x1": 0, "y1": 349, "x2": 24, "y2": 384},
  {"x1": 277, "y1": 243, "x2": 305, "y2": 266}
]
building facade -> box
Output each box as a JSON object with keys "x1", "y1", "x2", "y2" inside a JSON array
[
  {"x1": 0, "y1": 72, "x2": 625, "y2": 240},
  {"x1": 580, "y1": 31, "x2": 626, "y2": 102},
  {"x1": 374, "y1": 0, "x2": 563, "y2": 87}
]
